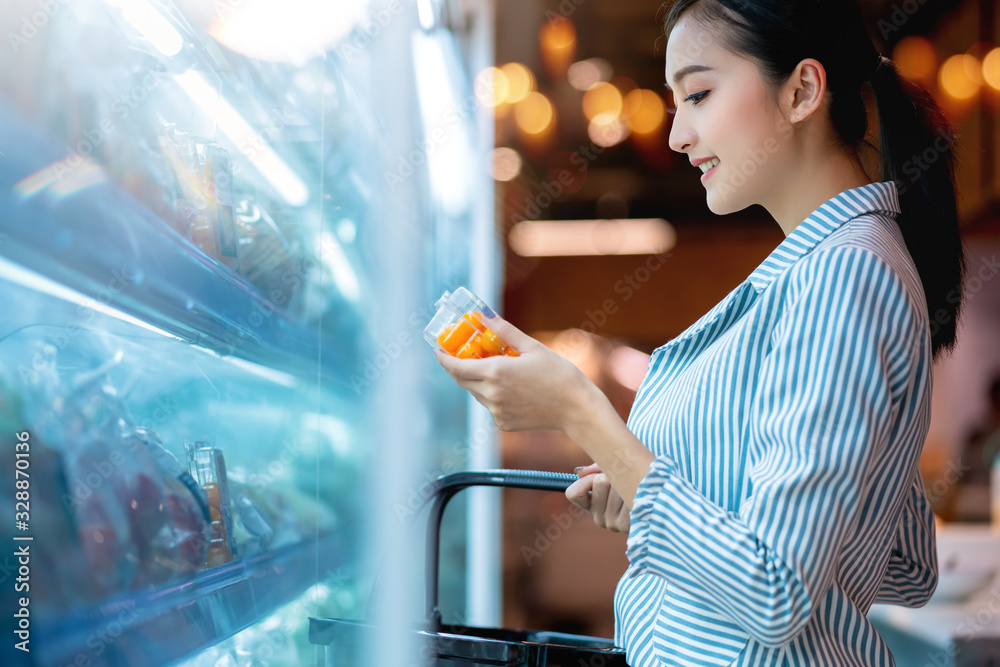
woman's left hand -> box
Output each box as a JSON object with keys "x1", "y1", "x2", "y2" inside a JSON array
[{"x1": 434, "y1": 315, "x2": 595, "y2": 433}]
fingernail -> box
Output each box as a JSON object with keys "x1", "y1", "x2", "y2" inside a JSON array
[{"x1": 573, "y1": 466, "x2": 585, "y2": 474}]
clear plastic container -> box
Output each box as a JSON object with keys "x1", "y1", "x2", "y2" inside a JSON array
[
  {"x1": 423, "y1": 287, "x2": 519, "y2": 359},
  {"x1": 185, "y1": 442, "x2": 237, "y2": 567}
]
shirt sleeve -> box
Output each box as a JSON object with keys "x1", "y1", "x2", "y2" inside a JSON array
[
  {"x1": 625, "y1": 246, "x2": 921, "y2": 649},
  {"x1": 874, "y1": 472, "x2": 938, "y2": 606}
]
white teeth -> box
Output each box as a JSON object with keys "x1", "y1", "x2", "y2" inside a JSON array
[{"x1": 698, "y1": 157, "x2": 720, "y2": 173}]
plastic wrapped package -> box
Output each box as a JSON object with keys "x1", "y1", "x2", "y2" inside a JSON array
[
  {"x1": 21, "y1": 345, "x2": 140, "y2": 599},
  {"x1": 129, "y1": 429, "x2": 212, "y2": 587},
  {"x1": 5, "y1": 341, "x2": 212, "y2": 607},
  {"x1": 225, "y1": 469, "x2": 337, "y2": 555},
  {"x1": 0, "y1": 378, "x2": 97, "y2": 615}
]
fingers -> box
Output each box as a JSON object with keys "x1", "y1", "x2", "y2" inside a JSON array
[
  {"x1": 480, "y1": 314, "x2": 536, "y2": 352},
  {"x1": 590, "y1": 474, "x2": 612, "y2": 528},
  {"x1": 574, "y1": 463, "x2": 601, "y2": 477},
  {"x1": 566, "y1": 474, "x2": 595, "y2": 511},
  {"x1": 605, "y1": 489, "x2": 627, "y2": 533},
  {"x1": 434, "y1": 348, "x2": 493, "y2": 383}
]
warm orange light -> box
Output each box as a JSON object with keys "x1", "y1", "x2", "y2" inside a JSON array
[
  {"x1": 983, "y1": 47, "x2": 1000, "y2": 92},
  {"x1": 475, "y1": 67, "x2": 510, "y2": 108},
  {"x1": 939, "y1": 54, "x2": 982, "y2": 100},
  {"x1": 892, "y1": 36, "x2": 937, "y2": 84},
  {"x1": 623, "y1": 89, "x2": 666, "y2": 134},
  {"x1": 588, "y1": 117, "x2": 630, "y2": 147},
  {"x1": 501, "y1": 62, "x2": 535, "y2": 104},
  {"x1": 539, "y1": 16, "x2": 576, "y2": 79},
  {"x1": 515, "y1": 92, "x2": 555, "y2": 134},
  {"x1": 582, "y1": 82, "x2": 623, "y2": 121},
  {"x1": 508, "y1": 219, "x2": 675, "y2": 256},
  {"x1": 568, "y1": 58, "x2": 612, "y2": 91},
  {"x1": 540, "y1": 15, "x2": 576, "y2": 50},
  {"x1": 611, "y1": 76, "x2": 638, "y2": 99}
]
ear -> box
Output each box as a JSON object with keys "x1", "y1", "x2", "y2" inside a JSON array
[{"x1": 783, "y1": 58, "x2": 827, "y2": 124}]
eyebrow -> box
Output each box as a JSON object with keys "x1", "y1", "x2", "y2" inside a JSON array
[{"x1": 664, "y1": 64, "x2": 714, "y2": 91}]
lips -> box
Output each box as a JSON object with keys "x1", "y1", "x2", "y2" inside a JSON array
[
  {"x1": 695, "y1": 157, "x2": 720, "y2": 174},
  {"x1": 699, "y1": 159, "x2": 720, "y2": 184}
]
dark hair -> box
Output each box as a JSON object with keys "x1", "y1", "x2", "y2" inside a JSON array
[{"x1": 663, "y1": 0, "x2": 967, "y2": 360}]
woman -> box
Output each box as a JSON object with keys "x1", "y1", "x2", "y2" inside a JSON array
[{"x1": 436, "y1": 0, "x2": 966, "y2": 664}]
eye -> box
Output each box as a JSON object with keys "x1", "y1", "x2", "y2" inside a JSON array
[{"x1": 684, "y1": 90, "x2": 710, "y2": 105}]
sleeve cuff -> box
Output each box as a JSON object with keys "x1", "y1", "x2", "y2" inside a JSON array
[{"x1": 625, "y1": 455, "x2": 678, "y2": 576}]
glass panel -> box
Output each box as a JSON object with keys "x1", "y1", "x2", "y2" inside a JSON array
[{"x1": 0, "y1": 0, "x2": 495, "y2": 664}]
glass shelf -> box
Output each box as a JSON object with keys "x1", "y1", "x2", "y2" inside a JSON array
[
  {"x1": 0, "y1": 101, "x2": 360, "y2": 383},
  {"x1": 32, "y1": 532, "x2": 347, "y2": 667}
]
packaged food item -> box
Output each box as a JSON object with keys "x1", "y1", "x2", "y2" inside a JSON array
[
  {"x1": 204, "y1": 142, "x2": 240, "y2": 272},
  {"x1": 185, "y1": 442, "x2": 238, "y2": 568},
  {"x1": 233, "y1": 196, "x2": 296, "y2": 295},
  {"x1": 227, "y1": 479, "x2": 276, "y2": 557},
  {"x1": 159, "y1": 127, "x2": 241, "y2": 272},
  {"x1": 128, "y1": 429, "x2": 211, "y2": 586},
  {"x1": 423, "y1": 287, "x2": 519, "y2": 359},
  {"x1": 4, "y1": 339, "x2": 217, "y2": 606}
]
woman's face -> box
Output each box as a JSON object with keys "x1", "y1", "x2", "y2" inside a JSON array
[{"x1": 665, "y1": 15, "x2": 793, "y2": 215}]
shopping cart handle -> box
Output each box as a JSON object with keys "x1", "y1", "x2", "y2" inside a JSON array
[{"x1": 425, "y1": 469, "x2": 578, "y2": 630}]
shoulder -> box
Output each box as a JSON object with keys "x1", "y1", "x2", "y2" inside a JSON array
[{"x1": 782, "y1": 226, "x2": 929, "y2": 352}]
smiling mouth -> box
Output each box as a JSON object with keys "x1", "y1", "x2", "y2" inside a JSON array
[
  {"x1": 700, "y1": 159, "x2": 720, "y2": 183},
  {"x1": 697, "y1": 157, "x2": 720, "y2": 174}
]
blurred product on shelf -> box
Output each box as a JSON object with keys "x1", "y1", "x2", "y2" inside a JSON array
[
  {"x1": 132, "y1": 429, "x2": 214, "y2": 587},
  {"x1": 0, "y1": 377, "x2": 96, "y2": 615},
  {"x1": 160, "y1": 127, "x2": 240, "y2": 271},
  {"x1": 186, "y1": 441, "x2": 237, "y2": 567},
  {"x1": 0, "y1": 337, "x2": 343, "y2": 619},
  {"x1": 233, "y1": 196, "x2": 298, "y2": 302},
  {"x1": 0, "y1": 342, "x2": 213, "y2": 609},
  {"x1": 204, "y1": 142, "x2": 240, "y2": 272}
]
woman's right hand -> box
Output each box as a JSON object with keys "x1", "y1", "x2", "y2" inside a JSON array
[{"x1": 566, "y1": 463, "x2": 631, "y2": 533}]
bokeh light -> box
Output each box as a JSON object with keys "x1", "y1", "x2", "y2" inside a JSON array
[
  {"x1": 568, "y1": 58, "x2": 612, "y2": 91},
  {"x1": 983, "y1": 47, "x2": 1000, "y2": 92},
  {"x1": 588, "y1": 117, "x2": 629, "y2": 147},
  {"x1": 474, "y1": 67, "x2": 510, "y2": 107},
  {"x1": 892, "y1": 36, "x2": 937, "y2": 85},
  {"x1": 501, "y1": 62, "x2": 535, "y2": 104},
  {"x1": 490, "y1": 147, "x2": 523, "y2": 182},
  {"x1": 539, "y1": 16, "x2": 576, "y2": 79},
  {"x1": 582, "y1": 82, "x2": 623, "y2": 121},
  {"x1": 514, "y1": 92, "x2": 555, "y2": 134},
  {"x1": 610, "y1": 76, "x2": 638, "y2": 100},
  {"x1": 939, "y1": 54, "x2": 982, "y2": 100},
  {"x1": 539, "y1": 15, "x2": 576, "y2": 50},
  {"x1": 623, "y1": 89, "x2": 666, "y2": 134}
]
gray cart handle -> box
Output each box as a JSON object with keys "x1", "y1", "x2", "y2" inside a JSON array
[{"x1": 424, "y1": 470, "x2": 578, "y2": 630}]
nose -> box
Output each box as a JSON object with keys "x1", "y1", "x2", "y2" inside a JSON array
[{"x1": 668, "y1": 112, "x2": 695, "y2": 154}]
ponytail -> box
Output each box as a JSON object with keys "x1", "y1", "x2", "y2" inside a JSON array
[
  {"x1": 663, "y1": 0, "x2": 967, "y2": 360},
  {"x1": 868, "y1": 57, "x2": 966, "y2": 360}
]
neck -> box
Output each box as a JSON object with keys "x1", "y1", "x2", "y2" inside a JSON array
[{"x1": 763, "y1": 149, "x2": 872, "y2": 237}]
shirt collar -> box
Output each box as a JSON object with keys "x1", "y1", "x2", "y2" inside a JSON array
[{"x1": 746, "y1": 181, "x2": 901, "y2": 293}]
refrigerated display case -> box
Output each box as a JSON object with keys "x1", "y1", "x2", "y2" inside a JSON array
[{"x1": 0, "y1": 0, "x2": 497, "y2": 664}]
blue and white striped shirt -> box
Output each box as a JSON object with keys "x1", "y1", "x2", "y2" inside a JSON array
[{"x1": 616, "y1": 182, "x2": 938, "y2": 666}]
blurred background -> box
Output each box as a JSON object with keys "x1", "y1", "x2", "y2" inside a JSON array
[{"x1": 0, "y1": 0, "x2": 997, "y2": 665}]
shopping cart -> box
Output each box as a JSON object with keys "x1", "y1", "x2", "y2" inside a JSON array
[{"x1": 309, "y1": 469, "x2": 629, "y2": 666}]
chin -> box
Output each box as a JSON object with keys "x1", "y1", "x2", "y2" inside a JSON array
[
  {"x1": 705, "y1": 192, "x2": 740, "y2": 216},
  {"x1": 705, "y1": 185, "x2": 753, "y2": 216}
]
